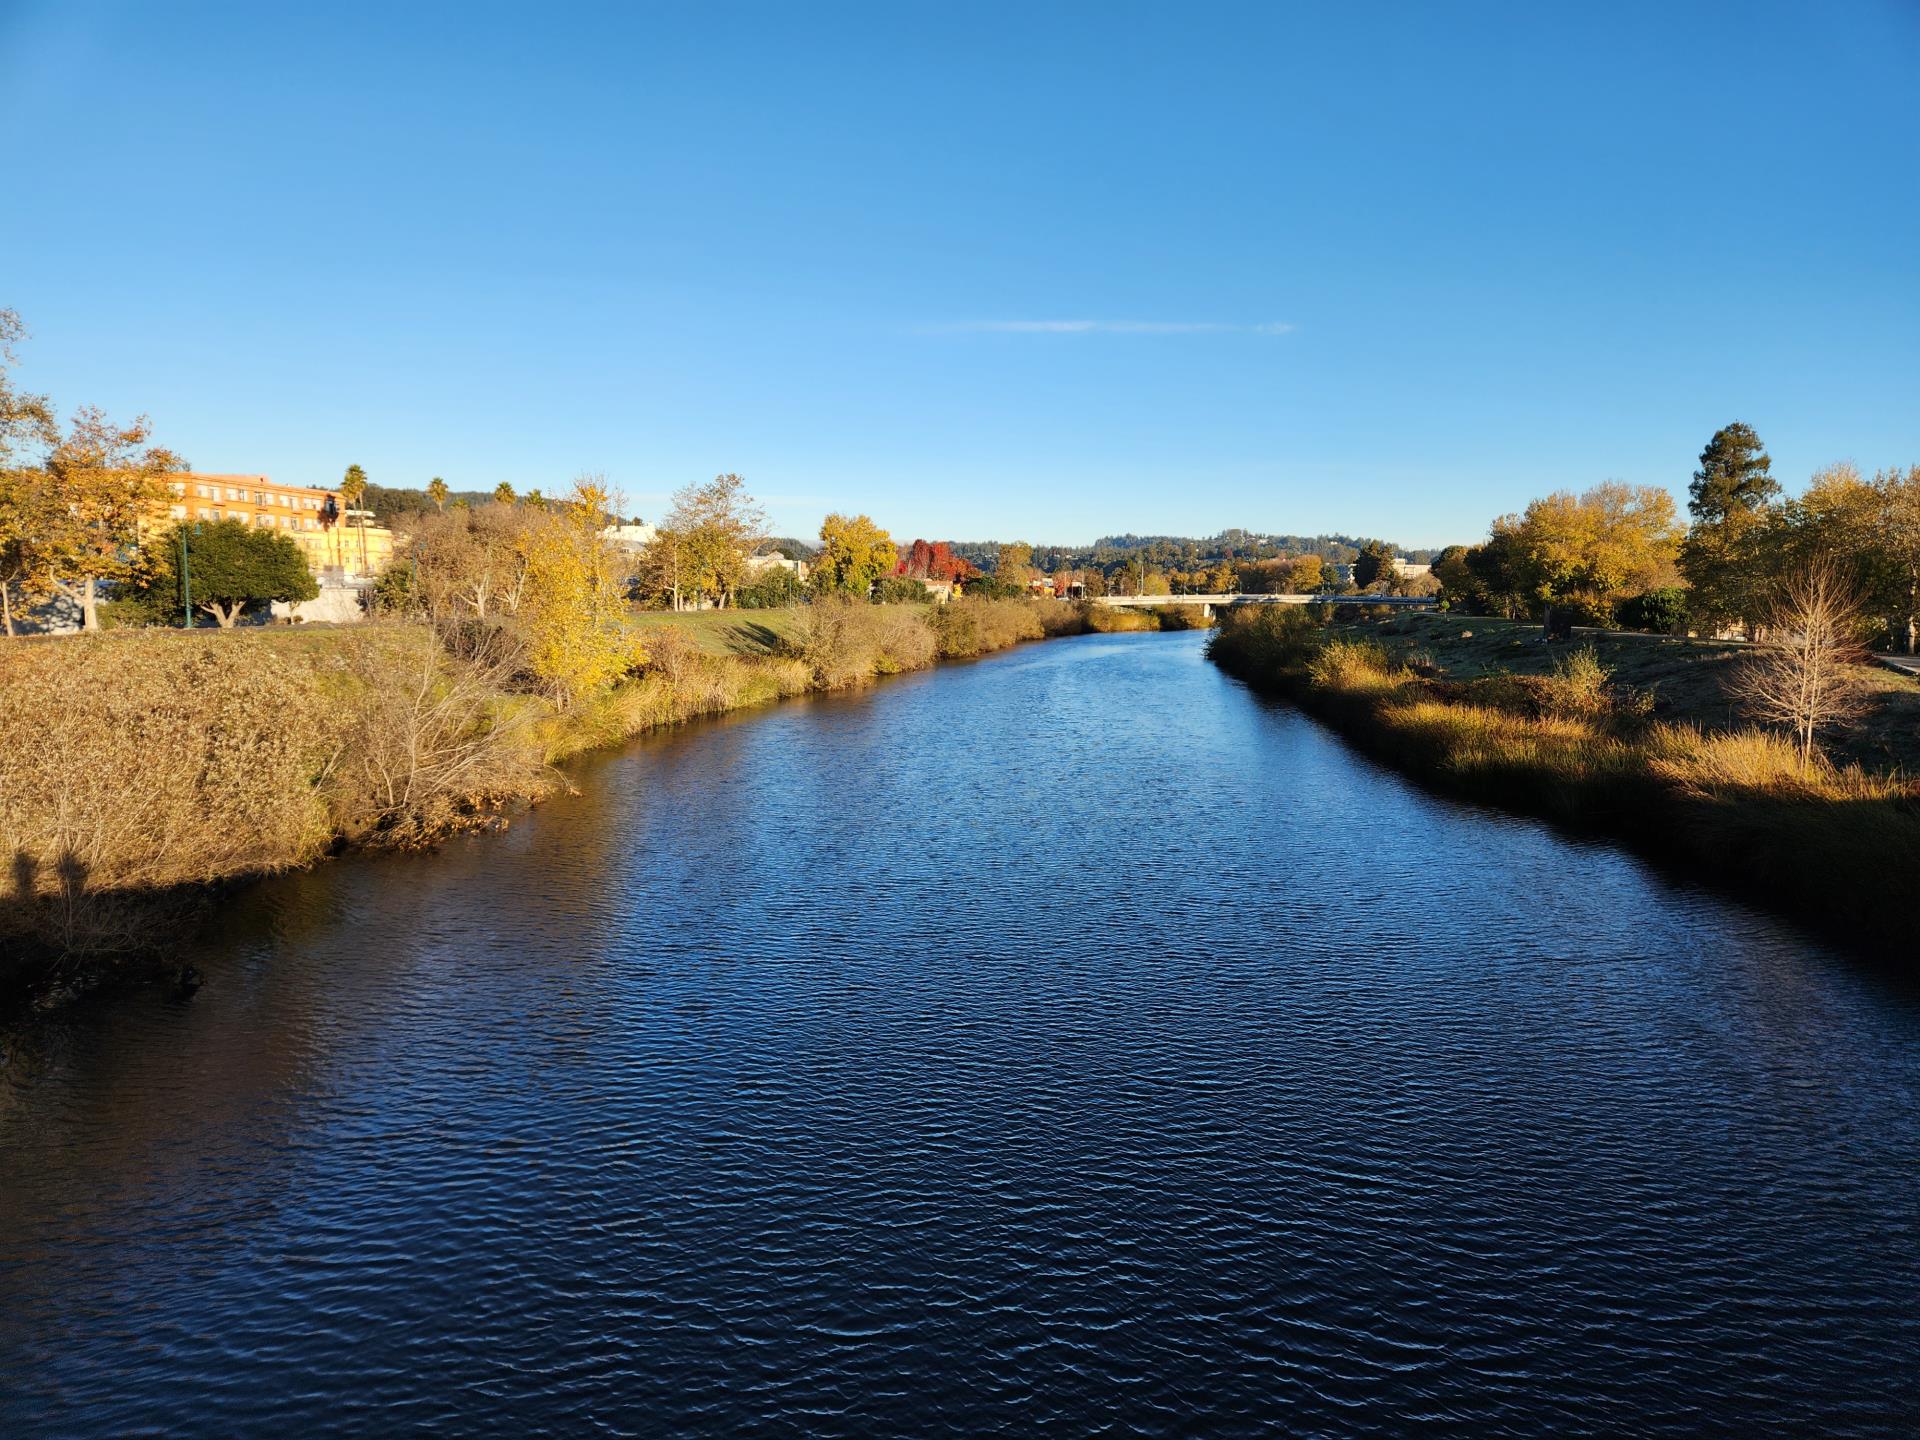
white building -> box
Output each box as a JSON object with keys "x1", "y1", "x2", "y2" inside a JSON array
[
  {"x1": 745, "y1": 551, "x2": 810, "y2": 582},
  {"x1": 599, "y1": 522, "x2": 660, "y2": 550}
]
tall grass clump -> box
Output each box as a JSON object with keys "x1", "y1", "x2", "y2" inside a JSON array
[
  {"x1": 1083, "y1": 604, "x2": 1156, "y2": 633},
  {"x1": 928, "y1": 597, "x2": 1045, "y2": 658},
  {"x1": 1206, "y1": 604, "x2": 1323, "y2": 672},
  {"x1": 0, "y1": 626, "x2": 542, "y2": 967},
  {"x1": 791, "y1": 596, "x2": 939, "y2": 687}
]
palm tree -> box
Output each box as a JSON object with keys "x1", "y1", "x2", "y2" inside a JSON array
[
  {"x1": 427, "y1": 476, "x2": 449, "y2": 511},
  {"x1": 493, "y1": 481, "x2": 516, "y2": 505},
  {"x1": 340, "y1": 464, "x2": 370, "y2": 576}
]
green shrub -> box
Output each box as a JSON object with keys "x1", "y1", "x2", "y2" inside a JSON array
[
  {"x1": 1543, "y1": 646, "x2": 1613, "y2": 718},
  {"x1": 1617, "y1": 587, "x2": 1689, "y2": 635},
  {"x1": 871, "y1": 575, "x2": 933, "y2": 605}
]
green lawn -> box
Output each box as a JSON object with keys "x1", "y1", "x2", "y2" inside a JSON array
[
  {"x1": 1341, "y1": 610, "x2": 1920, "y2": 775},
  {"x1": 626, "y1": 607, "x2": 807, "y2": 656}
]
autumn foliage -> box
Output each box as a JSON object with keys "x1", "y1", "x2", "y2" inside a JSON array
[{"x1": 896, "y1": 539, "x2": 977, "y2": 583}]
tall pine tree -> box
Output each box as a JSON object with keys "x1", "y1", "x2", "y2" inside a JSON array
[
  {"x1": 1688, "y1": 421, "x2": 1778, "y2": 523},
  {"x1": 1681, "y1": 421, "x2": 1780, "y2": 635}
]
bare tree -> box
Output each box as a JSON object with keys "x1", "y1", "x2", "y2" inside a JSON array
[{"x1": 1729, "y1": 562, "x2": 1872, "y2": 771}]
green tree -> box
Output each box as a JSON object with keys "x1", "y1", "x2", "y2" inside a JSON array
[
  {"x1": 1464, "y1": 522, "x2": 1529, "y2": 617},
  {"x1": 1688, "y1": 421, "x2": 1778, "y2": 522},
  {"x1": 1872, "y1": 465, "x2": 1920, "y2": 653},
  {"x1": 427, "y1": 476, "x2": 449, "y2": 511},
  {"x1": 1680, "y1": 422, "x2": 1780, "y2": 635},
  {"x1": 813, "y1": 513, "x2": 898, "y2": 595},
  {"x1": 1617, "y1": 586, "x2": 1689, "y2": 634},
  {"x1": 1352, "y1": 540, "x2": 1398, "y2": 590},
  {"x1": 736, "y1": 566, "x2": 809, "y2": 608},
  {"x1": 143, "y1": 518, "x2": 319, "y2": 626},
  {"x1": 872, "y1": 574, "x2": 933, "y2": 604},
  {"x1": 1431, "y1": 545, "x2": 1474, "y2": 607}
]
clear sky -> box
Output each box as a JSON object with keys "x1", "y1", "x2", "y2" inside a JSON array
[{"x1": 2, "y1": 1, "x2": 1915, "y2": 547}]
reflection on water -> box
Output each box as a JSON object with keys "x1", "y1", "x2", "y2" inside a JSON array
[{"x1": 3, "y1": 632, "x2": 1917, "y2": 1437}]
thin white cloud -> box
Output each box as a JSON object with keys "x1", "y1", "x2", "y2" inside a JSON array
[{"x1": 931, "y1": 320, "x2": 1295, "y2": 336}]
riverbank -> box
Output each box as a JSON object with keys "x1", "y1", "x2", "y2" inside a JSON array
[
  {"x1": 1207, "y1": 605, "x2": 1920, "y2": 952},
  {"x1": 0, "y1": 597, "x2": 1168, "y2": 1006}
]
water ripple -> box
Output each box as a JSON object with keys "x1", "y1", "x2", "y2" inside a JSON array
[{"x1": 2, "y1": 633, "x2": 1917, "y2": 1438}]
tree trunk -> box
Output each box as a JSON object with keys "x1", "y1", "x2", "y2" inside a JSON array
[
  {"x1": 1, "y1": 580, "x2": 12, "y2": 637},
  {"x1": 211, "y1": 602, "x2": 238, "y2": 628},
  {"x1": 80, "y1": 576, "x2": 99, "y2": 632}
]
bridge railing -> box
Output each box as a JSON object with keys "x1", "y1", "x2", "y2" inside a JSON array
[{"x1": 1093, "y1": 593, "x2": 1438, "y2": 608}]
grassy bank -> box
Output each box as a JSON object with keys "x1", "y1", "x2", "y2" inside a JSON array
[
  {"x1": 0, "y1": 596, "x2": 1157, "y2": 1002},
  {"x1": 1207, "y1": 605, "x2": 1920, "y2": 951}
]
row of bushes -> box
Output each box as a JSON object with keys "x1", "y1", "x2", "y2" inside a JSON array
[{"x1": 1207, "y1": 605, "x2": 1920, "y2": 950}]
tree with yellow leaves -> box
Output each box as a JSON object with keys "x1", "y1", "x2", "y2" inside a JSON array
[
  {"x1": 516, "y1": 477, "x2": 641, "y2": 703},
  {"x1": 0, "y1": 309, "x2": 59, "y2": 635},
  {"x1": 1508, "y1": 481, "x2": 1681, "y2": 622},
  {"x1": 648, "y1": 472, "x2": 766, "y2": 610},
  {"x1": 30, "y1": 407, "x2": 183, "y2": 631},
  {"x1": 813, "y1": 513, "x2": 897, "y2": 596}
]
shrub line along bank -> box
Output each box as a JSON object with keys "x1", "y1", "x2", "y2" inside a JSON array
[
  {"x1": 1206, "y1": 605, "x2": 1920, "y2": 956},
  {"x1": 0, "y1": 597, "x2": 1194, "y2": 1006}
]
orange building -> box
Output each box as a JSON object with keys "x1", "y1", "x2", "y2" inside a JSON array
[{"x1": 159, "y1": 473, "x2": 397, "y2": 580}]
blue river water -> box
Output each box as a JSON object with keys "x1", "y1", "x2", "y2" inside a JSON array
[{"x1": 3, "y1": 630, "x2": 1917, "y2": 1436}]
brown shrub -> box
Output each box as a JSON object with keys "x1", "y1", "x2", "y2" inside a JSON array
[
  {"x1": 0, "y1": 631, "x2": 339, "y2": 955},
  {"x1": 326, "y1": 627, "x2": 549, "y2": 841},
  {"x1": 929, "y1": 598, "x2": 1044, "y2": 657}
]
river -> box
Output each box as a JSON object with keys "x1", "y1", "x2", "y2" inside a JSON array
[{"x1": 3, "y1": 631, "x2": 1916, "y2": 1437}]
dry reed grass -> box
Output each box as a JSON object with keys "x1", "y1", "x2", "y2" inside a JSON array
[
  {"x1": 1206, "y1": 602, "x2": 1920, "y2": 947},
  {"x1": 1, "y1": 597, "x2": 1098, "y2": 989}
]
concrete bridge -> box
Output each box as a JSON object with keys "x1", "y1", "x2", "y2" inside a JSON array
[{"x1": 1094, "y1": 592, "x2": 1439, "y2": 618}]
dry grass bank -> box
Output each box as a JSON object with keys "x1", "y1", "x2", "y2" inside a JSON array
[
  {"x1": 1207, "y1": 605, "x2": 1920, "y2": 950},
  {"x1": 0, "y1": 597, "x2": 1125, "y2": 997},
  {"x1": 1329, "y1": 610, "x2": 1920, "y2": 775}
]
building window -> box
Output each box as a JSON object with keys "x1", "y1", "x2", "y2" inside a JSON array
[{"x1": 170, "y1": 505, "x2": 186, "y2": 519}]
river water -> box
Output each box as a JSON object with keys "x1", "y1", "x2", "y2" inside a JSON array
[{"x1": 3, "y1": 631, "x2": 1917, "y2": 1437}]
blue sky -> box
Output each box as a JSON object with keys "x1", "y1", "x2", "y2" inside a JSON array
[{"x1": 2, "y1": 1, "x2": 1915, "y2": 547}]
